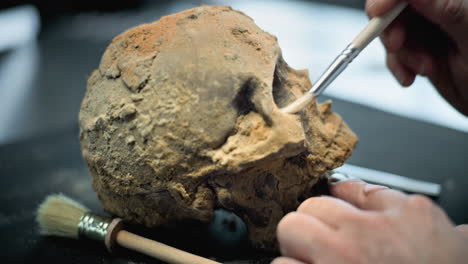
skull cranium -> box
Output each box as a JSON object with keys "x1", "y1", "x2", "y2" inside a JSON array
[{"x1": 79, "y1": 5, "x2": 357, "y2": 249}]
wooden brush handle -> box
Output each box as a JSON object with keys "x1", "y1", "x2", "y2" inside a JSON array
[
  {"x1": 116, "y1": 230, "x2": 221, "y2": 264},
  {"x1": 352, "y1": 2, "x2": 407, "y2": 50}
]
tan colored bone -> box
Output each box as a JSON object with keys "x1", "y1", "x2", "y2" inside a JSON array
[{"x1": 79, "y1": 6, "x2": 357, "y2": 249}]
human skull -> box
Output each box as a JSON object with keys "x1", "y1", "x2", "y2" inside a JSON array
[{"x1": 79, "y1": 6, "x2": 357, "y2": 249}]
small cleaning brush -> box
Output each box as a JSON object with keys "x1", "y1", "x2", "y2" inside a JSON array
[
  {"x1": 36, "y1": 194, "x2": 221, "y2": 264},
  {"x1": 281, "y1": 2, "x2": 408, "y2": 114}
]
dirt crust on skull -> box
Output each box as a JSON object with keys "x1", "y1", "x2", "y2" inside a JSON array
[{"x1": 79, "y1": 6, "x2": 357, "y2": 249}]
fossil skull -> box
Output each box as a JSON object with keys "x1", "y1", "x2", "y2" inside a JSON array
[{"x1": 79, "y1": 5, "x2": 357, "y2": 249}]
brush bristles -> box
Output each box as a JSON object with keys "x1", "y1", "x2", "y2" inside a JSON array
[
  {"x1": 36, "y1": 194, "x2": 89, "y2": 239},
  {"x1": 280, "y1": 92, "x2": 314, "y2": 114}
]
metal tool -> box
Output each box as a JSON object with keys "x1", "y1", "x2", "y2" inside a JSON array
[
  {"x1": 331, "y1": 164, "x2": 442, "y2": 197},
  {"x1": 281, "y1": 2, "x2": 408, "y2": 114}
]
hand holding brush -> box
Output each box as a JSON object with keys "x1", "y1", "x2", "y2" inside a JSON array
[{"x1": 36, "y1": 194, "x2": 221, "y2": 264}]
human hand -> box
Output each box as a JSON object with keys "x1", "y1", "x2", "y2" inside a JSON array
[
  {"x1": 272, "y1": 179, "x2": 468, "y2": 264},
  {"x1": 367, "y1": 0, "x2": 468, "y2": 116}
]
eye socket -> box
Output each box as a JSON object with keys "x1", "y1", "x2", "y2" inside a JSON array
[
  {"x1": 232, "y1": 80, "x2": 256, "y2": 115},
  {"x1": 272, "y1": 58, "x2": 296, "y2": 108}
]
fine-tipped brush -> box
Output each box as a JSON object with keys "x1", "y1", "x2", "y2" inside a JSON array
[
  {"x1": 36, "y1": 194, "x2": 221, "y2": 264},
  {"x1": 281, "y1": 2, "x2": 407, "y2": 114}
]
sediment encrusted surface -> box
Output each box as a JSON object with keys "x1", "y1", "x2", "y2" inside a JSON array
[{"x1": 79, "y1": 5, "x2": 357, "y2": 249}]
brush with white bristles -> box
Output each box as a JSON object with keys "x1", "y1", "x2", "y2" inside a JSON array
[{"x1": 36, "y1": 194, "x2": 221, "y2": 264}]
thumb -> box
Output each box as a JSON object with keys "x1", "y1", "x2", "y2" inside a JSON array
[{"x1": 407, "y1": 0, "x2": 468, "y2": 44}]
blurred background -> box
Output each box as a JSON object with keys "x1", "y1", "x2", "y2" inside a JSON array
[{"x1": 1, "y1": 0, "x2": 468, "y2": 263}]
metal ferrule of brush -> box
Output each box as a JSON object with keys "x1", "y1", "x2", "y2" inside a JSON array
[
  {"x1": 78, "y1": 212, "x2": 112, "y2": 242},
  {"x1": 310, "y1": 44, "x2": 360, "y2": 96}
]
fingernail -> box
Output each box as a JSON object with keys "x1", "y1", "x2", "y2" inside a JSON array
[
  {"x1": 328, "y1": 172, "x2": 354, "y2": 184},
  {"x1": 366, "y1": 0, "x2": 377, "y2": 14},
  {"x1": 363, "y1": 184, "x2": 389, "y2": 195},
  {"x1": 366, "y1": 0, "x2": 376, "y2": 9}
]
